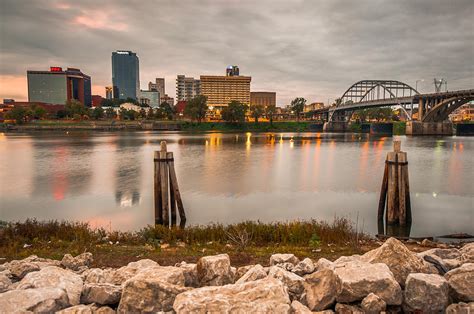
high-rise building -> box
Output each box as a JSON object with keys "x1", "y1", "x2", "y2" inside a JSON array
[
  {"x1": 149, "y1": 78, "x2": 165, "y2": 96},
  {"x1": 105, "y1": 86, "x2": 113, "y2": 99},
  {"x1": 27, "y1": 67, "x2": 92, "y2": 106},
  {"x1": 138, "y1": 90, "x2": 160, "y2": 108},
  {"x1": 200, "y1": 74, "x2": 251, "y2": 110},
  {"x1": 226, "y1": 65, "x2": 240, "y2": 77},
  {"x1": 176, "y1": 75, "x2": 201, "y2": 101},
  {"x1": 250, "y1": 92, "x2": 276, "y2": 108},
  {"x1": 112, "y1": 50, "x2": 139, "y2": 100}
]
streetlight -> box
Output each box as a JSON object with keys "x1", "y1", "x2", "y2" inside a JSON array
[{"x1": 415, "y1": 79, "x2": 424, "y2": 93}]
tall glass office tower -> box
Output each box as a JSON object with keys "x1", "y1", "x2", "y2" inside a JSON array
[{"x1": 111, "y1": 51, "x2": 139, "y2": 100}]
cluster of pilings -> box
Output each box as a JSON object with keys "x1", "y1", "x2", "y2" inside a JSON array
[
  {"x1": 154, "y1": 141, "x2": 186, "y2": 227},
  {"x1": 377, "y1": 141, "x2": 412, "y2": 235}
]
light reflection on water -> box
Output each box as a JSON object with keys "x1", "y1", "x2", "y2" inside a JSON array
[{"x1": 0, "y1": 131, "x2": 472, "y2": 237}]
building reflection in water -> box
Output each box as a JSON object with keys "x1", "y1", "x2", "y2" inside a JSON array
[
  {"x1": 114, "y1": 136, "x2": 142, "y2": 207},
  {"x1": 32, "y1": 137, "x2": 93, "y2": 200}
]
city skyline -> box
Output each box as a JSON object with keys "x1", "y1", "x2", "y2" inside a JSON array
[{"x1": 0, "y1": 0, "x2": 473, "y2": 106}]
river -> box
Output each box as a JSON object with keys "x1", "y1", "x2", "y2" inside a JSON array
[{"x1": 0, "y1": 131, "x2": 472, "y2": 237}]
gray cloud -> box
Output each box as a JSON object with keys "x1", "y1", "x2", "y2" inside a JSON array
[{"x1": 1, "y1": 0, "x2": 473, "y2": 105}]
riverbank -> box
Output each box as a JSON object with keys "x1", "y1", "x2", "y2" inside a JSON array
[{"x1": 1, "y1": 231, "x2": 472, "y2": 313}]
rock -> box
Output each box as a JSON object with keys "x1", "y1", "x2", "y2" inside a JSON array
[
  {"x1": 291, "y1": 300, "x2": 312, "y2": 313},
  {"x1": 81, "y1": 283, "x2": 122, "y2": 305},
  {"x1": 0, "y1": 272, "x2": 12, "y2": 293},
  {"x1": 270, "y1": 253, "x2": 300, "y2": 266},
  {"x1": 197, "y1": 253, "x2": 233, "y2": 286},
  {"x1": 421, "y1": 248, "x2": 461, "y2": 260},
  {"x1": 0, "y1": 287, "x2": 70, "y2": 312},
  {"x1": 445, "y1": 263, "x2": 474, "y2": 302},
  {"x1": 236, "y1": 264, "x2": 267, "y2": 284},
  {"x1": 268, "y1": 265, "x2": 305, "y2": 300},
  {"x1": 9, "y1": 262, "x2": 41, "y2": 280},
  {"x1": 176, "y1": 261, "x2": 198, "y2": 287},
  {"x1": 334, "y1": 261, "x2": 402, "y2": 305},
  {"x1": 57, "y1": 304, "x2": 116, "y2": 314},
  {"x1": 117, "y1": 266, "x2": 189, "y2": 313},
  {"x1": 460, "y1": 243, "x2": 474, "y2": 264},
  {"x1": 61, "y1": 252, "x2": 94, "y2": 271},
  {"x1": 236, "y1": 264, "x2": 254, "y2": 280},
  {"x1": 403, "y1": 273, "x2": 449, "y2": 312},
  {"x1": 361, "y1": 237, "x2": 435, "y2": 286},
  {"x1": 173, "y1": 277, "x2": 291, "y2": 313},
  {"x1": 276, "y1": 262, "x2": 295, "y2": 271},
  {"x1": 303, "y1": 268, "x2": 338, "y2": 311},
  {"x1": 444, "y1": 258, "x2": 463, "y2": 270},
  {"x1": 334, "y1": 303, "x2": 364, "y2": 314},
  {"x1": 361, "y1": 293, "x2": 386, "y2": 313},
  {"x1": 82, "y1": 268, "x2": 116, "y2": 284},
  {"x1": 16, "y1": 266, "x2": 83, "y2": 305},
  {"x1": 421, "y1": 238, "x2": 437, "y2": 247},
  {"x1": 231, "y1": 266, "x2": 237, "y2": 281},
  {"x1": 334, "y1": 255, "x2": 362, "y2": 265},
  {"x1": 110, "y1": 259, "x2": 158, "y2": 285},
  {"x1": 293, "y1": 258, "x2": 315, "y2": 276},
  {"x1": 446, "y1": 302, "x2": 474, "y2": 314},
  {"x1": 314, "y1": 258, "x2": 335, "y2": 271}
]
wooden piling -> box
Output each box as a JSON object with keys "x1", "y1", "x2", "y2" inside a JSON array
[
  {"x1": 154, "y1": 141, "x2": 186, "y2": 228},
  {"x1": 378, "y1": 140, "x2": 412, "y2": 227}
]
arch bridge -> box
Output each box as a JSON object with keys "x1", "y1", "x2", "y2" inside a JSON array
[{"x1": 319, "y1": 80, "x2": 474, "y2": 123}]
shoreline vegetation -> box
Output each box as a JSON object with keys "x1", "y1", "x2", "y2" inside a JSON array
[
  {"x1": 1, "y1": 120, "x2": 409, "y2": 134},
  {"x1": 1, "y1": 218, "x2": 374, "y2": 268}
]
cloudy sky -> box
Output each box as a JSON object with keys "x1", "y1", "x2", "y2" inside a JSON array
[{"x1": 0, "y1": 0, "x2": 472, "y2": 106}]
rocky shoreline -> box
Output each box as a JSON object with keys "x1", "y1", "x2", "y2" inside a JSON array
[{"x1": 0, "y1": 237, "x2": 472, "y2": 313}]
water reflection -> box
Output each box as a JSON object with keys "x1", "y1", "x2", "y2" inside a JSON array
[{"x1": 1, "y1": 132, "x2": 472, "y2": 236}]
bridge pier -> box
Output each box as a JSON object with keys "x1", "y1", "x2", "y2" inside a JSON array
[
  {"x1": 323, "y1": 121, "x2": 349, "y2": 132},
  {"x1": 406, "y1": 121, "x2": 453, "y2": 136}
]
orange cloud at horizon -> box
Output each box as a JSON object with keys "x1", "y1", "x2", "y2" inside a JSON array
[{"x1": 0, "y1": 75, "x2": 28, "y2": 101}]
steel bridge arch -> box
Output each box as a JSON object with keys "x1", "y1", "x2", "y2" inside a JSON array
[
  {"x1": 422, "y1": 96, "x2": 474, "y2": 122},
  {"x1": 339, "y1": 80, "x2": 419, "y2": 105}
]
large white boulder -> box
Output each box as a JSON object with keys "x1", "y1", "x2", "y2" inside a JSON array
[
  {"x1": 334, "y1": 261, "x2": 402, "y2": 305},
  {"x1": 173, "y1": 277, "x2": 291, "y2": 313},
  {"x1": 293, "y1": 258, "x2": 315, "y2": 276},
  {"x1": 268, "y1": 265, "x2": 305, "y2": 300},
  {"x1": 81, "y1": 283, "x2": 122, "y2": 305},
  {"x1": 303, "y1": 268, "x2": 338, "y2": 311},
  {"x1": 361, "y1": 292, "x2": 387, "y2": 314},
  {"x1": 235, "y1": 264, "x2": 267, "y2": 284},
  {"x1": 445, "y1": 263, "x2": 474, "y2": 302},
  {"x1": 110, "y1": 259, "x2": 158, "y2": 285},
  {"x1": 403, "y1": 273, "x2": 449, "y2": 312},
  {"x1": 16, "y1": 266, "x2": 83, "y2": 305},
  {"x1": 117, "y1": 266, "x2": 189, "y2": 313},
  {"x1": 460, "y1": 242, "x2": 474, "y2": 264},
  {"x1": 270, "y1": 253, "x2": 300, "y2": 266},
  {"x1": 197, "y1": 254, "x2": 233, "y2": 286},
  {"x1": 0, "y1": 287, "x2": 70, "y2": 313},
  {"x1": 291, "y1": 300, "x2": 312, "y2": 313},
  {"x1": 0, "y1": 272, "x2": 12, "y2": 293},
  {"x1": 176, "y1": 261, "x2": 199, "y2": 287},
  {"x1": 61, "y1": 253, "x2": 93, "y2": 271},
  {"x1": 361, "y1": 237, "x2": 435, "y2": 286},
  {"x1": 446, "y1": 302, "x2": 474, "y2": 314}
]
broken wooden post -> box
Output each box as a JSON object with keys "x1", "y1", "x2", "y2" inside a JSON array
[
  {"x1": 154, "y1": 141, "x2": 186, "y2": 227},
  {"x1": 377, "y1": 140, "x2": 412, "y2": 226}
]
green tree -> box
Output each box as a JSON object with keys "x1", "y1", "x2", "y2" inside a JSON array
[
  {"x1": 265, "y1": 105, "x2": 277, "y2": 126},
  {"x1": 221, "y1": 100, "x2": 248, "y2": 123},
  {"x1": 105, "y1": 107, "x2": 117, "y2": 119},
  {"x1": 184, "y1": 95, "x2": 208, "y2": 123},
  {"x1": 160, "y1": 102, "x2": 175, "y2": 120},
  {"x1": 290, "y1": 97, "x2": 306, "y2": 122},
  {"x1": 250, "y1": 104, "x2": 265, "y2": 123},
  {"x1": 31, "y1": 105, "x2": 47, "y2": 120},
  {"x1": 90, "y1": 107, "x2": 104, "y2": 120},
  {"x1": 65, "y1": 99, "x2": 87, "y2": 118},
  {"x1": 5, "y1": 107, "x2": 30, "y2": 124}
]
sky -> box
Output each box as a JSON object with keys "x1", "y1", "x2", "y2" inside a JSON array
[{"x1": 0, "y1": 0, "x2": 473, "y2": 106}]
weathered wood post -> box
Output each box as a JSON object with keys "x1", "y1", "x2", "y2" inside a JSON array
[
  {"x1": 154, "y1": 141, "x2": 186, "y2": 227},
  {"x1": 377, "y1": 140, "x2": 412, "y2": 226}
]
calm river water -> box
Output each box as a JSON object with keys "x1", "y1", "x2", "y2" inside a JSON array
[{"x1": 0, "y1": 131, "x2": 472, "y2": 237}]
